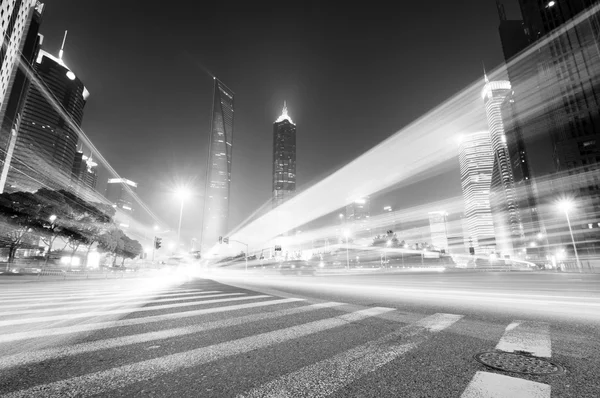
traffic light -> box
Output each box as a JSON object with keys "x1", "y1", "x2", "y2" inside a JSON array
[
  {"x1": 219, "y1": 236, "x2": 223, "y2": 244},
  {"x1": 469, "y1": 246, "x2": 475, "y2": 255},
  {"x1": 154, "y1": 237, "x2": 162, "y2": 249},
  {"x1": 274, "y1": 245, "x2": 282, "y2": 252}
]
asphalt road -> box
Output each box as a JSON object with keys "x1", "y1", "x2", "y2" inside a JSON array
[{"x1": 0, "y1": 270, "x2": 598, "y2": 397}]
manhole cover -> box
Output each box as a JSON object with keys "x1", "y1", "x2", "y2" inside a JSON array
[{"x1": 474, "y1": 351, "x2": 563, "y2": 375}]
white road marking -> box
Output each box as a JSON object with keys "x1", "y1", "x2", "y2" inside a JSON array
[
  {"x1": 0, "y1": 291, "x2": 223, "y2": 316},
  {"x1": 238, "y1": 313, "x2": 462, "y2": 398},
  {"x1": 0, "y1": 297, "x2": 301, "y2": 343},
  {"x1": 2, "y1": 307, "x2": 394, "y2": 398},
  {"x1": 461, "y1": 371, "x2": 550, "y2": 398},
  {"x1": 0, "y1": 287, "x2": 204, "y2": 300},
  {"x1": 0, "y1": 302, "x2": 343, "y2": 371},
  {"x1": 0, "y1": 290, "x2": 209, "y2": 307},
  {"x1": 496, "y1": 320, "x2": 551, "y2": 358},
  {"x1": 0, "y1": 294, "x2": 265, "y2": 327}
]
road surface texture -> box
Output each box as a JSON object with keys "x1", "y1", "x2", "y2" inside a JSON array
[{"x1": 0, "y1": 270, "x2": 598, "y2": 397}]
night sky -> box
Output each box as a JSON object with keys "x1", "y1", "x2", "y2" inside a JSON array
[{"x1": 41, "y1": 0, "x2": 511, "y2": 242}]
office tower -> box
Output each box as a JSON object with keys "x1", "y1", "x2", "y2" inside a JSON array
[
  {"x1": 272, "y1": 101, "x2": 296, "y2": 207},
  {"x1": 201, "y1": 78, "x2": 234, "y2": 251},
  {"x1": 71, "y1": 149, "x2": 97, "y2": 190},
  {"x1": 4, "y1": 34, "x2": 89, "y2": 193},
  {"x1": 0, "y1": 1, "x2": 43, "y2": 193},
  {"x1": 498, "y1": 0, "x2": 600, "y2": 257},
  {"x1": 483, "y1": 76, "x2": 524, "y2": 256},
  {"x1": 106, "y1": 178, "x2": 136, "y2": 213},
  {"x1": 458, "y1": 132, "x2": 496, "y2": 254},
  {"x1": 428, "y1": 211, "x2": 449, "y2": 252},
  {"x1": 346, "y1": 197, "x2": 370, "y2": 234}
]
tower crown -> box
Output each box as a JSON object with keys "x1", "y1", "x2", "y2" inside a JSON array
[{"x1": 275, "y1": 101, "x2": 295, "y2": 124}]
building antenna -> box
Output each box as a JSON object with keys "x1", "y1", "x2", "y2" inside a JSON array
[
  {"x1": 59, "y1": 30, "x2": 68, "y2": 60},
  {"x1": 482, "y1": 61, "x2": 489, "y2": 83}
]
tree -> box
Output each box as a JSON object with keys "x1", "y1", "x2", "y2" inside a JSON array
[
  {"x1": 97, "y1": 227, "x2": 124, "y2": 266},
  {"x1": 119, "y1": 235, "x2": 143, "y2": 265},
  {"x1": 0, "y1": 191, "x2": 45, "y2": 263}
]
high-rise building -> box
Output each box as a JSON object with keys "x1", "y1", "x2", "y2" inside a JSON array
[
  {"x1": 0, "y1": 1, "x2": 43, "y2": 193},
  {"x1": 346, "y1": 197, "x2": 370, "y2": 235},
  {"x1": 106, "y1": 178, "x2": 136, "y2": 213},
  {"x1": 458, "y1": 132, "x2": 496, "y2": 253},
  {"x1": 4, "y1": 36, "x2": 89, "y2": 193},
  {"x1": 483, "y1": 76, "x2": 524, "y2": 256},
  {"x1": 498, "y1": 0, "x2": 600, "y2": 257},
  {"x1": 428, "y1": 211, "x2": 449, "y2": 252},
  {"x1": 71, "y1": 149, "x2": 97, "y2": 190},
  {"x1": 272, "y1": 101, "x2": 296, "y2": 207},
  {"x1": 201, "y1": 78, "x2": 234, "y2": 251}
]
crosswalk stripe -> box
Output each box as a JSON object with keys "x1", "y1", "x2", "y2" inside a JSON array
[
  {"x1": 460, "y1": 371, "x2": 551, "y2": 398},
  {"x1": 0, "y1": 297, "x2": 305, "y2": 343},
  {"x1": 0, "y1": 290, "x2": 213, "y2": 309},
  {"x1": 0, "y1": 302, "x2": 344, "y2": 371},
  {"x1": 2, "y1": 307, "x2": 394, "y2": 398},
  {"x1": 0, "y1": 287, "x2": 205, "y2": 300},
  {"x1": 0, "y1": 294, "x2": 267, "y2": 328},
  {"x1": 237, "y1": 313, "x2": 462, "y2": 398},
  {"x1": 0, "y1": 291, "x2": 223, "y2": 316},
  {"x1": 495, "y1": 320, "x2": 551, "y2": 358}
]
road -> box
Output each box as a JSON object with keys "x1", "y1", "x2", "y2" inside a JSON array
[{"x1": 0, "y1": 270, "x2": 598, "y2": 397}]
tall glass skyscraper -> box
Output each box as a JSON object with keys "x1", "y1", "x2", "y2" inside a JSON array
[
  {"x1": 458, "y1": 132, "x2": 495, "y2": 254},
  {"x1": 272, "y1": 101, "x2": 296, "y2": 207},
  {"x1": 428, "y1": 211, "x2": 449, "y2": 252},
  {"x1": 483, "y1": 77, "x2": 524, "y2": 257},
  {"x1": 201, "y1": 78, "x2": 234, "y2": 251}
]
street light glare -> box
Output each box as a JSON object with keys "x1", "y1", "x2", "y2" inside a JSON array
[
  {"x1": 49, "y1": 214, "x2": 57, "y2": 222},
  {"x1": 176, "y1": 187, "x2": 191, "y2": 200},
  {"x1": 557, "y1": 199, "x2": 573, "y2": 213},
  {"x1": 343, "y1": 229, "x2": 350, "y2": 237}
]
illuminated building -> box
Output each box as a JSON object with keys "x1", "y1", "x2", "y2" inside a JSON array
[
  {"x1": 106, "y1": 178, "x2": 136, "y2": 213},
  {"x1": 428, "y1": 211, "x2": 449, "y2": 252},
  {"x1": 346, "y1": 197, "x2": 370, "y2": 234},
  {"x1": 458, "y1": 132, "x2": 495, "y2": 253},
  {"x1": 201, "y1": 78, "x2": 234, "y2": 251},
  {"x1": 272, "y1": 101, "x2": 296, "y2": 207},
  {"x1": 4, "y1": 34, "x2": 89, "y2": 193},
  {"x1": 0, "y1": 1, "x2": 43, "y2": 193},
  {"x1": 483, "y1": 77, "x2": 524, "y2": 257},
  {"x1": 71, "y1": 149, "x2": 98, "y2": 190}
]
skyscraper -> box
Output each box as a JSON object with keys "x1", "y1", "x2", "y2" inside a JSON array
[
  {"x1": 71, "y1": 149, "x2": 98, "y2": 190},
  {"x1": 106, "y1": 177, "x2": 137, "y2": 229},
  {"x1": 201, "y1": 78, "x2": 234, "y2": 251},
  {"x1": 428, "y1": 211, "x2": 449, "y2": 252},
  {"x1": 483, "y1": 76, "x2": 524, "y2": 256},
  {"x1": 272, "y1": 101, "x2": 296, "y2": 207},
  {"x1": 458, "y1": 132, "x2": 495, "y2": 253},
  {"x1": 346, "y1": 197, "x2": 370, "y2": 235},
  {"x1": 0, "y1": 0, "x2": 43, "y2": 193},
  {"x1": 4, "y1": 36, "x2": 89, "y2": 193}
]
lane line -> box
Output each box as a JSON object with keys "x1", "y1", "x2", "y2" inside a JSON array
[
  {"x1": 0, "y1": 288, "x2": 205, "y2": 300},
  {"x1": 2, "y1": 307, "x2": 394, "y2": 398},
  {"x1": 0, "y1": 302, "x2": 344, "y2": 371},
  {"x1": 0, "y1": 294, "x2": 264, "y2": 327},
  {"x1": 0, "y1": 292, "x2": 223, "y2": 316},
  {"x1": 0, "y1": 290, "x2": 209, "y2": 306},
  {"x1": 460, "y1": 371, "x2": 550, "y2": 398},
  {"x1": 0, "y1": 297, "x2": 304, "y2": 343},
  {"x1": 238, "y1": 313, "x2": 462, "y2": 398},
  {"x1": 495, "y1": 320, "x2": 551, "y2": 358}
]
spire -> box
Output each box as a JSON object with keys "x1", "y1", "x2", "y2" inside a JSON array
[
  {"x1": 482, "y1": 61, "x2": 489, "y2": 84},
  {"x1": 275, "y1": 100, "x2": 295, "y2": 124},
  {"x1": 59, "y1": 30, "x2": 68, "y2": 60}
]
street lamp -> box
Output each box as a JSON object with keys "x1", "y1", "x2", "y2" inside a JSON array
[
  {"x1": 557, "y1": 199, "x2": 582, "y2": 272},
  {"x1": 49, "y1": 214, "x2": 57, "y2": 223},
  {"x1": 175, "y1": 187, "x2": 191, "y2": 249},
  {"x1": 343, "y1": 229, "x2": 350, "y2": 269}
]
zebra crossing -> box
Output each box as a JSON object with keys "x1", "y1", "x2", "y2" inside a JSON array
[{"x1": 0, "y1": 278, "x2": 568, "y2": 397}]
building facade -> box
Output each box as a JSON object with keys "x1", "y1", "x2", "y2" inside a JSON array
[
  {"x1": 71, "y1": 149, "x2": 97, "y2": 190},
  {"x1": 4, "y1": 46, "x2": 89, "y2": 193},
  {"x1": 201, "y1": 78, "x2": 234, "y2": 251},
  {"x1": 106, "y1": 177, "x2": 136, "y2": 229},
  {"x1": 458, "y1": 132, "x2": 496, "y2": 254},
  {"x1": 345, "y1": 196, "x2": 370, "y2": 236},
  {"x1": 272, "y1": 101, "x2": 296, "y2": 207},
  {"x1": 428, "y1": 211, "x2": 449, "y2": 252},
  {"x1": 0, "y1": 0, "x2": 43, "y2": 193}
]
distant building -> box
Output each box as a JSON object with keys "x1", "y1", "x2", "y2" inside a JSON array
[
  {"x1": 458, "y1": 132, "x2": 495, "y2": 254},
  {"x1": 272, "y1": 101, "x2": 296, "y2": 207},
  {"x1": 428, "y1": 211, "x2": 449, "y2": 252},
  {"x1": 201, "y1": 78, "x2": 234, "y2": 251},
  {"x1": 346, "y1": 197, "x2": 370, "y2": 234},
  {"x1": 4, "y1": 36, "x2": 89, "y2": 193},
  {"x1": 483, "y1": 76, "x2": 524, "y2": 257},
  {"x1": 106, "y1": 178, "x2": 136, "y2": 213},
  {"x1": 0, "y1": 1, "x2": 44, "y2": 193},
  {"x1": 71, "y1": 149, "x2": 98, "y2": 190}
]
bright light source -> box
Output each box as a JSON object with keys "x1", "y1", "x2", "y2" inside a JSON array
[
  {"x1": 87, "y1": 251, "x2": 100, "y2": 268},
  {"x1": 537, "y1": 232, "x2": 543, "y2": 240},
  {"x1": 547, "y1": 1, "x2": 556, "y2": 7},
  {"x1": 338, "y1": 213, "x2": 344, "y2": 219},
  {"x1": 66, "y1": 71, "x2": 76, "y2": 80},
  {"x1": 386, "y1": 240, "x2": 392, "y2": 246},
  {"x1": 557, "y1": 199, "x2": 573, "y2": 213},
  {"x1": 175, "y1": 187, "x2": 191, "y2": 200},
  {"x1": 49, "y1": 214, "x2": 57, "y2": 222},
  {"x1": 530, "y1": 241, "x2": 537, "y2": 247},
  {"x1": 343, "y1": 229, "x2": 350, "y2": 238},
  {"x1": 154, "y1": 225, "x2": 159, "y2": 231}
]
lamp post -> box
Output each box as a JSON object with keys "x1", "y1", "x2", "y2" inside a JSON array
[
  {"x1": 343, "y1": 229, "x2": 350, "y2": 269},
  {"x1": 175, "y1": 187, "x2": 191, "y2": 251},
  {"x1": 557, "y1": 199, "x2": 582, "y2": 272}
]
